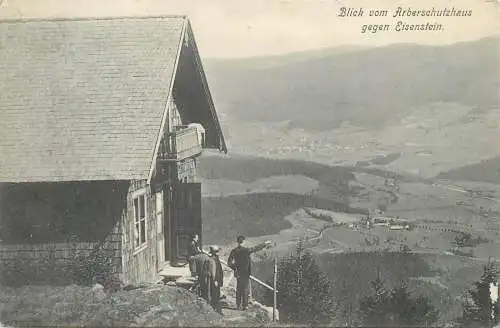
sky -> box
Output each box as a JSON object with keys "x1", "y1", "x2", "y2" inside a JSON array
[{"x1": 0, "y1": 0, "x2": 498, "y2": 58}]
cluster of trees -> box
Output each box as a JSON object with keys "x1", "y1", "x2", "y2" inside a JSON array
[
  {"x1": 302, "y1": 207, "x2": 333, "y2": 223},
  {"x1": 264, "y1": 242, "x2": 438, "y2": 326},
  {"x1": 264, "y1": 242, "x2": 498, "y2": 327},
  {"x1": 358, "y1": 276, "x2": 438, "y2": 326}
]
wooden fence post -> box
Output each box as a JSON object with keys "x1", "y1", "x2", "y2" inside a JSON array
[{"x1": 273, "y1": 257, "x2": 278, "y2": 322}]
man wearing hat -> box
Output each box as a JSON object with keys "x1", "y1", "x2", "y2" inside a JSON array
[
  {"x1": 228, "y1": 235, "x2": 272, "y2": 310},
  {"x1": 188, "y1": 233, "x2": 204, "y2": 277},
  {"x1": 200, "y1": 245, "x2": 224, "y2": 314}
]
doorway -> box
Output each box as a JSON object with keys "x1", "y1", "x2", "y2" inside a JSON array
[{"x1": 171, "y1": 182, "x2": 202, "y2": 266}]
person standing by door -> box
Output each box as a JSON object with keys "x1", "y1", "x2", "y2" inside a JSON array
[
  {"x1": 227, "y1": 235, "x2": 272, "y2": 310},
  {"x1": 188, "y1": 233, "x2": 202, "y2": 276}
]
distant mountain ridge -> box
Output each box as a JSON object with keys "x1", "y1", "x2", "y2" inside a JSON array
[
  {"x1": 205, "y1": 37, "x2": 498, "y2": 131},
  {"x1": 204, "y1": 45, "x2": 368, "y2": 71}
]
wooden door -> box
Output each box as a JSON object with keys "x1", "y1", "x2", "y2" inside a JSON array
[
  {"x1": 172, "y1": 182, "x2": 202, "y2": 265},
  {"x1": 155, "y1": 190, "x2": 165, "y2": 272}
]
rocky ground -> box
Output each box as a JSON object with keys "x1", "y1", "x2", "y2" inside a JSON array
[
  {"x1": 0, "y1": 270, "x2": 274, "y2": 327},
  {"x1": 0, "y1": 284, "x2": 222, "y2": 327}
]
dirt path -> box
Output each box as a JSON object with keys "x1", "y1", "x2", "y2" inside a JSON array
[{"x1": 217, "y1": 269, "x2": 273, "y2": 327}]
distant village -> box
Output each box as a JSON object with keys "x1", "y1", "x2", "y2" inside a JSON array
[{"x1": 355, "y1": 215, "x2": 413, "y2": 231}]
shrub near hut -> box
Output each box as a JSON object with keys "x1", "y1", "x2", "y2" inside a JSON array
[
  {"x1": 70, "y1": 248, "x2": 119, "y2": 290},
  {"x1": 0, "y1": 246, "x2": 118, "y2": 289}
]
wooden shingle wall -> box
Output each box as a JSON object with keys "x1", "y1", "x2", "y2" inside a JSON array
[
  {"x1": 120, "y1": 180, "x2": 163, "y2": 285},
  {"x1": 0, "y1": 181, "x2": 127, "y2": 283}
]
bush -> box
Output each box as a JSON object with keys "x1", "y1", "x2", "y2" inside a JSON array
[
  {"x1": 0, "y1": 247, "x2": 117, "y2": 288},
  {"x1": 0, "y1": 252, "x2": 71, "y2": 287},
  {"x1": 70, "y1": 249, "x2": 116, "y2": 287}
]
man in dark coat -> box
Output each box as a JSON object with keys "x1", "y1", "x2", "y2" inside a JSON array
[
  {"x1": 200, "y1": 245, "x2": 224, "y2": 314},
  {"x1": 188, "y1": 233, "x2": 202, "y2": 276},
  {"x1": 228, "y1": 235, "x2": 271, "y2": 310}
]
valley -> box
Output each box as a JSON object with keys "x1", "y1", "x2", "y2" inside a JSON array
[
  {"x1": 204, "y1": 36, "x2": 499, "y2": 179},
  {"x1": 198, "y1": 36, "x2": 499, "y2": 325},
  {"x1": 199, "y1": 154, "x2": 500, "y2": 324}
]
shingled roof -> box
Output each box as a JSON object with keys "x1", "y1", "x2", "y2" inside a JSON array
[{"x1": 0, "y1": 15, "x2": 226, "y2": 183}]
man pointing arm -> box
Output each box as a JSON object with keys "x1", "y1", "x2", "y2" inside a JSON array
[{"x1": 228, "y1": 235, "x2": 272, "y2": 310}]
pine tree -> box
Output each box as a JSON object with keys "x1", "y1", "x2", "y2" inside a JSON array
[
  {"x1": 359, "y1": 276, "x2": 439, "y2": 326},
  {"x1": 389, "y1": 284, "x2": 439, "y2": 325},
  {"x1": 460, "y1": 260, "x2": 499, "y2": 327},
  {"x1": 265, "y1": 241, "x2": 336, "y2": 325},
  {"x1": 358, "y1": 275, "x2": 392, "y2": 326}
]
